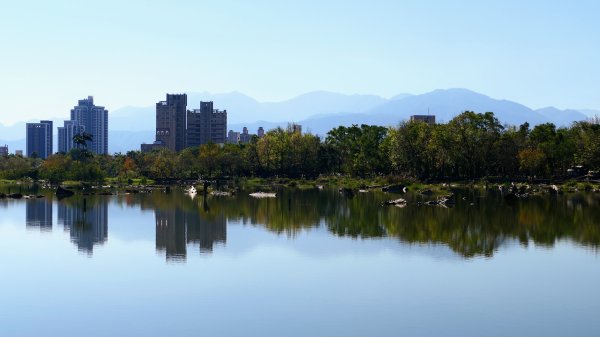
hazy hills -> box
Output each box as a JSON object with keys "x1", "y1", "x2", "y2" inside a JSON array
[
  {"x1": 109, "y1": 91, "x2": 391, "y2": 131},
  {"x1": 109, "y1": 89, "x2": 593, "y2": 134},
  {"x1": 0, "y1": 88, "x2": 595, "y2": 154},
  {"x1": 535, "y1": 107, "x2": 589, "y2": 128},
  {"x1": 580, "y1": 109, "x2": 600, "y2": 118}
]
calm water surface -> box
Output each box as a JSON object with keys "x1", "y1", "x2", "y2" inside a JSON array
[{"x1": 1, "y1": 185, "x2": 599, "y2": 337}]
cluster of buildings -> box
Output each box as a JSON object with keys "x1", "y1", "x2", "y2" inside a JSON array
[
  {"x1": 143, "y1": 93, "x2": 240, "y2": 152},
  {"x1": 1, "y1": 144, "x2": 22, "y2": 157},
  {"x1": 226, "y1": 126, "x2": 265, "y2": 144},
  {"x1": 25, "y1": 96, "x2": 108, "y2": 159},
  {"x1": 14, "y1": 92, "x2": 436, "y2": 160}
]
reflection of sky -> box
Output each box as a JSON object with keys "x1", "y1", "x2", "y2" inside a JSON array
[{"x1": 107, "y1": 200, "x2": 155, "y2": 243}]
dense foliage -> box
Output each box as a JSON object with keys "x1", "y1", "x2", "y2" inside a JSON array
[{"x1": 1, "y1": 112, "x2": 599, "y2": 183}]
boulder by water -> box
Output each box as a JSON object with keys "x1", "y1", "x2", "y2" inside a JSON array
[
  {"x1": 211, "y1": 191, "x2": 232, "y2": 197},
  {"x1": 56, "y1": 186, "x2": 75, "y2": 198},
  {"x1": 382, "y1": 184, "x2": 407, "y2": 193},
  {"x1": 338, "y1": 187, "x2": 355, "y2": 197},
  {"x1": 382, "y1": 198, "x2": 407, "y2": 206},
  {"x1": 249, "y1": 192, "x2": 277, "y2": 198},
  {"x1": 419, "y1": 189, "x2": 434, "y2": 196}
]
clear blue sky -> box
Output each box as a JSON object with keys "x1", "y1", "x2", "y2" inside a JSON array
[{"x1": 1, "y1": 0, "x2": 599, "y2": 124}]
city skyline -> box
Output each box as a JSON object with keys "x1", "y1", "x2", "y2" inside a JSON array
[
  {"x1": 5, "y1": 87, "x2": 596, "y2": 155},
  {"x1": 1, "y1": 1, "x2": 599, "y2": 125}
]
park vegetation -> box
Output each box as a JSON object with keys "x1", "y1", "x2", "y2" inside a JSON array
[{"x1": 1, "y1": 112, "x2": 599, "y2": 184}]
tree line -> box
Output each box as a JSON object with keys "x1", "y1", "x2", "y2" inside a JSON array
[{"x1": 1, "y1": 112, "x2": 599, "y2": 183}]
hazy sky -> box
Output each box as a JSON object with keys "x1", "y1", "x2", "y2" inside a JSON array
[{"x1": 1, "y1": 0, "x2": 599, "y2": 125}]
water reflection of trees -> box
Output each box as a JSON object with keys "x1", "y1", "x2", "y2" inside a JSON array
[
  {"x1": 138, "y1": 189, "x2": 599, "y2": 258},
  {"x1": 21, "y1": 187, "x2": 599, "y2": 259}
]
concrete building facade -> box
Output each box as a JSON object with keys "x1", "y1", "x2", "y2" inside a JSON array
[
  {"x1": 0, "y1": 145, "x2": 8, "y2": 157},
  {"x1": 141, "y1": 140, "x2": 166, "y2": 153},
  {"x1": 156, "y1": 94, "x2": 187, "y2": 152},
  {"x1": 186, "y1": 101, "x2": 227, "y2": 147}
]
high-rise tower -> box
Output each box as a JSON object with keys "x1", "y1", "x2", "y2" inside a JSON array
[
  {"x1": 156, "y1": 94, "x2": 187, "y2": 152},
  {"x1": 26, "y1": 120, "x2": 52, "y2": 158},
  {"x1": 186, "y1": 101, "x2": 227, "y2": 147},
  {"x1": 69, "y1": 96, "x2": 108, "y2": 154}
]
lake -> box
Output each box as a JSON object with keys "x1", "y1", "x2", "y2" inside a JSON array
[{"x1": 1, "y1": 185, "x2": 599, "y2": 337}]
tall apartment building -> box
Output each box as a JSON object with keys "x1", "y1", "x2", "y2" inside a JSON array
[
  {"x1": 70, "y1": 96, "x2": 108, "y2": 154},
  {"x1": 58, "y1": 120, "x2": 86, "y2": 153},
  {"x1": 156, "y1": 94, "x2": 187, "y2": 152},
  {"x1": 257, "y1": 127, "x2": 265, "y2": 138},
  {"x1": 0, "y1": 145, "x2": 8, "y2": 157},
  {"x1": 187, "y1": 101, "x2": 227, "y2": 147},
  {"x1": 26, "y1": 120, "x2": 52, "y2": 159}
]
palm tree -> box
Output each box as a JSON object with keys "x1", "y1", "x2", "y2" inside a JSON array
[
  {"x1": 73, "y1": 132, "x2": 93, "y2": 150},
  {"x1": 72, "y1": 132, "x2": 94, "y2": 161}
]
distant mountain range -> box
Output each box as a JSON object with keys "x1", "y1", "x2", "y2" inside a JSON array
[{"x1": 1, "y1": 88, "x2": 597, "y2": 154}]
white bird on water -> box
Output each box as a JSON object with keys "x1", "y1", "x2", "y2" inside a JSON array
[{"x1": 186, "y1": 186, "x2": 197, "y2": 198}]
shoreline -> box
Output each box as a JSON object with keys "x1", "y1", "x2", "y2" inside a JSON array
[{"x1": 2, "y1": 176, "x2": 599, "y2": 196}]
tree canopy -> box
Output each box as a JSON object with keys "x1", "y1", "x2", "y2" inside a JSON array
[{"x1": 2, "y1": 111, "x2": 599, "y2": 183}]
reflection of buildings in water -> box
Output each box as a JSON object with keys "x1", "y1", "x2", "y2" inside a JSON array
[
  {"x1": 155, "y1": 210, "x2": 187, "y2": 261},
  {"x1": 155, "y1": 208, "x2": 226, "y2": 261},
  {"x1": 58, "y1": 200, "x2": 108, "y2": 253},
  {"x1": 187, "y1": 212, "x2": 226, "y2": 254},
  {"x1": 25, "y1": 198, "x2": 53, "y2": 231}
]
